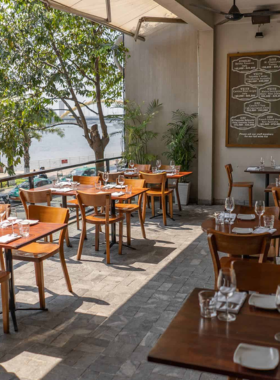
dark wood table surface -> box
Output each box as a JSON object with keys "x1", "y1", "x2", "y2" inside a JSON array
[
  {"x1": 148, "y1": 288, "x2": 280, "y2": 380},
  {"x1": 0, "y1": 222, "x2": 67, "y2": 332},
  {"x1": 201, "y1": 205, "x2": 280, "y2": 238},
  {"x1": 245, "y1": 167, "x2": 280, "y2": 206}
]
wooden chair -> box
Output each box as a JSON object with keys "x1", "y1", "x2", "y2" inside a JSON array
[
  {"x1": 232, "y1": 261, "x2": 280, "y2": 294},
  {"x1": 140, "y1": 172, "x2": 173, "y2": 226},
  {"x1": 133, "y1": 164, "x2": 151, "y2": 172},
  {"x1": 0, "y1": 271, "x2": 10, "y2": 333},
  {"x1": 272, "y1": 187, "x2": 280, "y2": 207},
  {"x1": 161, "y1": 165, "x2": 182, "y2": 211},
  {"x1": 67, "y1": 176, "x2": 99, "y2": 230},
  {"x1": 115, "y1": 179, "x2": 146, "y2": 246},
  {"x1": 12, "y1": 205, "x2": 72, "y2": 310},
  {"x1": 0, "y1": 204, "x2": 10, "y2": 271},
  {"x1": 98, "y1": 171, "x2": 124, "y2": 185},
  {"x1": 225, "y1": 164, "x2": 253, "y2": 206},
  {"x1": 207, "y1": 228, "x2": 271, "y2": 287},
  {"x1": 76, "y1": 192, "x2": 124, "y2": 264}
]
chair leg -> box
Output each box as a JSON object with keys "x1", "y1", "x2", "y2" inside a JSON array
[
  {"x1": 138, "y1": 206, "x2": 146, "y2": 239},
  {"x1": 0, "y1": 248, "x2": 5, "y2": 271},
  {"x1": 118, "y1": 221, "x2": 123, "y2": 255},
  {"x1": 151, "y1": 196, "x2": 155, "y2": 217},
  {"x1": 169, "y1": 193, "x2": 173, "y2": 219},
  {"x1": 142, "y1": 194, "x2": 147, "y2": 222},
  {"x1": 1, "y1": 280, "x2": 9, "y2": 333},
  {"x1": 65, "y1": 228, "x2": 71, "y2": 247},
  {"x1": 76, "y1": 208, "x2": 80, "y2": 230},
  {"x1": 248, "y1": 187, "x2": 253, "y2": 207},
  {"x1": 34, "y1": 262, "x2": 46, "y2": 310},
  {"x1": 105, "y1": 224, "x2": 110, "y2": 264},
  {"x1": 34, "y1": 262, "x2": 39, "y2": 286},
  {"x1": 162, "y1": 196, "x2": 167, "y2": 226},
  {"x1": 58, "y1": 247, "x2": 72, "y2": 292},
  {"x1": 95, "y1": 224, "x2": 99, "y2": 251},
  {"x1": 175, "y1": 183, "x2": 182, "y2": 211},
  {"x1": 77, "y1": 222, "x2": 86, "y2": 260},
  {"x1": 126, "y1": 213, "x2": 131, "y2": 246}
]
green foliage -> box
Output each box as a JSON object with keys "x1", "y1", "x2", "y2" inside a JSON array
[
  {"x1": 120, "y1": 100, "x2": 162, "y2": 164},
  {"x1": 163, "y1": 110, "x2": 197, "y2": 182}
]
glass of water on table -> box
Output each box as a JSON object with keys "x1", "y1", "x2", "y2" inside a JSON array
[{"x1": 225, "y1": 196, "x2": 235, "y2": 224}]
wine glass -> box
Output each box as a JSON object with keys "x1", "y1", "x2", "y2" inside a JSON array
[
  {"x1": 217, "y1": 268, "x2": 237, "y2": 322},
  {"x1": 275, "y1": 285, "x2": 280, "y2": 341},
  {"x1": 7, "y1": 208, "x2": 17, "y2": 237},
  {"x1": 170, "y1": 160, "x2": 175, "y2": 173},
  {"x1": 225, "y1": 197, "x2": 235, "y2": 225},
  {"x1": 129, "y1": 160, "x2": 135, "y2": 169},
  {"x1": 103, "y1": 172, "x2": 109, "y2": 187},
  {"x1": 260, "y1": 157, "x2": 265, "y2": 170},
  {"x1": 255, "y1": 200, "x2": 265, "y2": 228},
  {"x1": 118, "y1": 175, "x2": 125, "y2": 188},
  {"x1": 156, "y1": 159, "x2": 161, "y2": 172}
]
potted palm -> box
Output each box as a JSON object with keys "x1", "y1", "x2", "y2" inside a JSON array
[{"x1": 163, "y1": 110, "x2": 197, "y2": 205}]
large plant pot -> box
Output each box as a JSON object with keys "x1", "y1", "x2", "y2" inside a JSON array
[{"x1": 175, "y1": 182, "x2": 191, "y2": 206}]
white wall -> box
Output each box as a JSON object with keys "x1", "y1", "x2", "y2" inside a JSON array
[
  {"x1": 125, "y1": 24, "x2": 199, "y2": 200},
  {"x1": 214, "y1": 21, "x2": 280, "y2": 204}
]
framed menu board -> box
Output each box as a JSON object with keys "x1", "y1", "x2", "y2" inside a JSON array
[{"x1": 226, "y1": 51, "x2": 280, "y2": 147}]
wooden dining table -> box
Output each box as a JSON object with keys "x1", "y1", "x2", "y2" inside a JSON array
[
  {"x1": 148, "y1": 287, "x2": 280, "y2": 380},
  {"x1": 201, "y1": 205, "x2": 280, "y2": 239},
  {"x1": 0, "y1": 221, "x2": 67, "y2": 332},
  {"x1": 31, "y1": 184, "x2": 148, "y2": 249}
]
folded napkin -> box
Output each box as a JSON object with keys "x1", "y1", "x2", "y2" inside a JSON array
[
  {"x1": 0, "y1": 234, "x2": 21, "y2": 243},
  {"x1": 111, "y1": 192, "x2": 125, "y2": 197},
  {"x1": 103, "y1": 184, "x2": 115, "y2": 189},
  {"x1": 232, "y1": 227, "x2": 253, "y2": 234},
  {"x1": 224, "y1": 213, "x2": 236, "y2": 221},
  {"x1": 0, "y1": 219, "x2": 22, "y2": 227},
  {"x1": 216, "y1": 291, "x2": 247, "y2": 314},
  {"x1": 275, "y1": 166, "x2": 280, "y2": 170},
  {"x1": 50, "y1": 187, "x2": 72, "y2": 192},
  {"x1": 237, "y1": 214, "x2": 256, "y2": 220},
  {"x1": 124, "y1": 171, "x2": 135, "y2": 175},
  {"x1": 247, "y1": 166, "x2": 261, "y2": 171},
  {"x1": 253, "y1": 227, "x2": 277, "y2": 234},
  {"x1": 23, "y1": 219, "x2": 39, "y2": 225},
  {"x1": 115, "y1": 185, "x2": 126, "y2": 189},
  {"x1": 167, "y1": 173, "x2": 175, "y2": 177}
]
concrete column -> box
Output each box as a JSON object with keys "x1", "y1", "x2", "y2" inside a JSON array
[{"x1": 197, "y1": 30, "x2": 214, "y2": 205}]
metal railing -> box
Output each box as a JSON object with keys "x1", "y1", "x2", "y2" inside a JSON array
[{"x1": 0, "y1": 156, "x2": 122, "y2": 190}]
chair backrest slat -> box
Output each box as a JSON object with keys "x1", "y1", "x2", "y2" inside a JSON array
[
  {"x1": 232, "y1": 261, "x2": 280, "y2": 294},
  {"x1": 77, "y1": 191, "x2": 110, "y2": 221},
  {"x1": 20, "y1": 189, "x2": 52, "y2": 218},
  {"x1": 139, "y1": 172, "x2": 166, "y2": 193},
  {"x1": 272, "y1": 187, "x2": 280, "y2": 208},
  {"x1": 73, "y1": 176, "x2": 100, "y2": 185}
]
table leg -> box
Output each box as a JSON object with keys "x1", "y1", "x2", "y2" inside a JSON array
[
  {"x1": 111, "y1": 200, "x2": 116, "y2": 245},
  {"x1": 265, "y1": 174, "x2": 269, "y2": 207},
  {"x1": 5, "y1": 248, "x2": 18, "y2": 332},
  {"x1": 62, "y1": 195, "x2": 72, "y2": 248}
]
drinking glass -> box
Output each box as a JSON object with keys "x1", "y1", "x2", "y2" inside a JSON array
[
  {"x1": 170, "y1": 160, "x2": 175, "y2": 173},
  {"x1": 198, "y1": 290, "x2": 217, "y2": 318},
  {"x1": 18, "y1": 221, "x2": 30, "y2": 237},
  {"x1": 271, "y1": 156, "x2": 276, "y2": 168},
  {"x1": 255, "y1": 200, "x2": 265, "y2": 228},
  {"x1": 276, "y1": 178, "x2": 279, "y2": 187},
  {"x1": 217, "y1": 268, "x2": 237, "y2": 322},
  {"x1": 129, "y1": 160, "x2": 135, "y2": 169},
  {"x1": 275, "y1": 285, "x2": 280, "y2": 341},
  {"x1": 156, "y1": 159, "x2": 161, "y2": 172},
  {"x1": 95, "y1": 181, "x2": 101, "y2": 191},
  {"x1": 263, "y1": 215, "x2": 274, "y2": 229},
  {"x1": 126, "y1": 185, "x2": 132, "y2": 195},
  {"x1": 103, "y1": 172, "x2": 109, "y2": 187},
  {"x1": 215, "y1": 212, "x2": 225, "y2": 225},
  {"x1": 57, "y1": 171, "x2": 63, "y2": 181},
  {"x1": 152, "y1": 167, "x2": 157, "y2": 173},
  {"x1": 118, "y1": 175, "x2": 125, "y2": 188},
  {"x1": 225, "y1": 197, "x2": 235, "y2": 224},
  {"x1": 7, "y1": 208, "x2": 17, "y2": 237},
  {"x1": 260, "y1": 157, "x2": 265, "y2": 170}
]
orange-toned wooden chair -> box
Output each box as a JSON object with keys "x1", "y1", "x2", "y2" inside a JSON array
[
  {"x1": 140, "y1": 172, "x2": 173, "y2": 226},
  {"x1": 0, "y1": 204, "x2": 10, "y2": 271},
  {"x1": 67, "y1": 175, "x2": 99, "y2": 230},
  {"x1": 133, "y1": 164, "x2": 151, "y2": 172},
  {"x1": 207, "y1": 228, "x2": 271, "y2": 287},
  {"x1": 225, "y1": 164, "x2": 253, "y2": 206},
  {"x1": 161, "y1": 165, "x2": 181, "y2": 211},
  {"x1": 12, "y1": 205, "x2": 72, "y2": 310},
  {"x1": 76, "y1": 192, "x2": 124, "y2": 264},
  {"x1": 98, "y1": 171, "x2": 124, "y2": 185},
  {"x1": 115, "y1": 178, "x2": 146, "y2": 246},
  {"x1": 0, "y1": 271, "x2": 10, "y2": 333}
]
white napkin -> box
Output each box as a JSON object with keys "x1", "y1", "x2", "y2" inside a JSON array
[
  {"x1": 167, "y1": 173, "x2": 175, "y2": 177},
  {"x1": 247, "y1": 167, "x2": 261, "y2": 171},
  {"x1": 24, "y1": 219, "x2": 39, "y2": 225},
  {"x1": 232, "y1": 227, "x2": 253, "y2": 234},
  {"x1": 0, "y1": 219, "x2": 22, "y2": 227},
  {"x1": 124, "y1": 171, "x2": 135, "y2": 175},
  {"x1": 275, "y1": 166, "x2": 280, "y2": 170},
  {"x1": 103, "y1": 184, "x2": 115, "y2": 189},
  {"x1": 0, "y1": 234, "x2": 21, "y2": 243},
  {"x1": 111, "y1": 192, "x2": 125, "y2": 197},
  {"x1": 115, "y1": 185, "x2": 126, "y2": 189},
  {"x1": 50, "y1": 188, "x2": 72, "y2": 192},
  {"x1": 253, "y1": 227, "x2": 277, "y2": 234},
  {"x1": 237, "y1": 214, "x2": 256, "y2": 220},
  {"x1": 216, "y1": 291, "x2": 247, "y2": 314},
  {"x1": 224, "y1": 213, "x2": 236, "y2": 221}
]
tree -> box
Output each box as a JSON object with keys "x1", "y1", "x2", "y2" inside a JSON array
[
  {"x1": 0, "y1": 0, "x2": 127, "y2": 170},
  {"x1": 0, "y1": 96, "x2": 63, "y2": 174}
]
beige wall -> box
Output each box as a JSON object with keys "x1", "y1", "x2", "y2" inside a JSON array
[
  {"x1": 125, "y1": 24, "x2": 199, "y2": 200},
  {"x1": 214, "y1": 21, "x2": 280, "y2": 205}
]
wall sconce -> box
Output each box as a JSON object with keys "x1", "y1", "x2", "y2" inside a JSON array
[{"x1": 255, "y1": 24, "x2": 264, "y2": 38}]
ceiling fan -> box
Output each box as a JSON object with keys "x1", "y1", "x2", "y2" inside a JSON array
[{"x1": 191, "y1": 0, "x2": 280, "y2": 26}]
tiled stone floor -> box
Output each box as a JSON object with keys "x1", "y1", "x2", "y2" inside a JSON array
[{"x1": 0, "y1": 204, "x2": 225, "y2": 380}]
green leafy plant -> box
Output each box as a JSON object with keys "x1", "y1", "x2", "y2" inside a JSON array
[
  {"x1": 163, "y1": 110, "x2": 197, "y2": 182},
  {"x1": 120, "y1": 99, "x2": 162, "y2": 164}
]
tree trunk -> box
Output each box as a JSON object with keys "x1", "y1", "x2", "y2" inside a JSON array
[{"x1": 23, "y1": 132, "x2": 31, "y2": 174}]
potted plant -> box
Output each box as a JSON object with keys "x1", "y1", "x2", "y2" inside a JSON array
[{"x1": 163, "y1": 110, "x2": 197, "y2": 205}]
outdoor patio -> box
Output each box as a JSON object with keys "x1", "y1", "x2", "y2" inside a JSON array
[{"x1": 0, "y1": 204, "x2": 222, "y2": 380}]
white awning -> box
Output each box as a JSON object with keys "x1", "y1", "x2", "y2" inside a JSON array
[{"x1": 42, "y1": 0, "x2": 186, "y2": 41}]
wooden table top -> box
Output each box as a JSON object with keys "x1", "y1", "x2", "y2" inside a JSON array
[
  {"x1": 245, "y1": 167, "x2": 280, "y2": 174},
  {"x1": 201, "y1": 205, "x2": 280, "y2": 238},
  {"x1": 30, "y1": 184, "x2": 148, "y2": 201},
  {"x1": 0, "y1": 222, "x2": 67, "y2": 250},
  {"x1": 148, "y1": 288, "x2": 280, "y2": 380}
]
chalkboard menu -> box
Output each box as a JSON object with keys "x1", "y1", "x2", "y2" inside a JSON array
[{"x1": 226, "y1": 51, "x2": 280, "y2": 147}]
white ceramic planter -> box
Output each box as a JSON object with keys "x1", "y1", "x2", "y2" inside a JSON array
[{"x1": 175, "y1": 182, "x2": 191, "y2": 205}]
